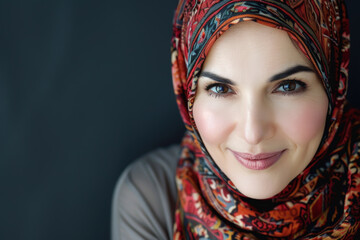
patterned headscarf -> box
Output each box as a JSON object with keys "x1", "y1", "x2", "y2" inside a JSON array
[{"x1": 171, "y1": 0, "x2": 360, "y2": 239}]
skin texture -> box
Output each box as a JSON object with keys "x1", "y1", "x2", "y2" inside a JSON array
[{"x1": 193, "y1": 22, "x2": 329, "y2": 199}]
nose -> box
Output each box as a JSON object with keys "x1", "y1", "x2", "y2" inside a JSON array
[{"x1": 240, "y1": 98, "x2": 274, "y2": 145}]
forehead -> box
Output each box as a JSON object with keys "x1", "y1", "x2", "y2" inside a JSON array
[{"x1": 202, "y1": 22, "x2": 312, "y2": 78}]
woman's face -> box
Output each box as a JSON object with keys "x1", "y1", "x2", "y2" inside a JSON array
[{"x1": 193, "y1": 22, "x2": 328, "y2": 199}]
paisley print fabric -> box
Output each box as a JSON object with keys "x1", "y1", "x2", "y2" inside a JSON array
[{"x1": 171, "y1": 0, "x2": 360, "y2": 239}]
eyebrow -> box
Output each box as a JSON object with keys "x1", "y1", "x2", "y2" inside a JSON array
[
  {"x1": 199, "y1": 71, "x2": 235, "y2": 85},
  {"x1": 200, "y1": 65, "x2": 314, "y2": 85},
  {"x1": 269, "y1": 65, "x2": 314, "y2": 82}
]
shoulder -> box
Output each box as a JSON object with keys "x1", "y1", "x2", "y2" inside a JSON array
[{"x1": 111, "y1": 144, "x2": 180, "y2": 240}]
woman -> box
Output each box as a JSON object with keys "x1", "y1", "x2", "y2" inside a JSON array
[{"x1": 112, "y1": 0, "x2": 360, "y2": 239}]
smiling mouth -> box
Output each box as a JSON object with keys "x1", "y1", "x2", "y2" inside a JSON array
[{"x1": 230, "y1": 150, "x2": 286, "y2": 170}]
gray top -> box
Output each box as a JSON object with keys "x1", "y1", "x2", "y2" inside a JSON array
[{"x1": 111, "y1": 145, "x2": 180, "y2": 240}]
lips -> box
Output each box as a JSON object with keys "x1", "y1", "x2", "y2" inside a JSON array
[{"x1": 230, "y1": 150, "x2": 285, "y2": 170}]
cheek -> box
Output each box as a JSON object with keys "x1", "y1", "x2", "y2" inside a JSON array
[
  {"x1": 193, "y1": 100, "x2": 234, "y2": 146},
  {"x1": 278, "y1": 100, "x2": 328, "y2": 144}
]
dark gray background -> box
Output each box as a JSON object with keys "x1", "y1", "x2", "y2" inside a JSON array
[{"x1": 0, "y1": 1, "x2": 358, "y2": 240}]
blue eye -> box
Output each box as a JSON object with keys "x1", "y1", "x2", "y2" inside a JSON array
[{"x1": 275, "y1": 80, "x2": 307, "y2": 94}]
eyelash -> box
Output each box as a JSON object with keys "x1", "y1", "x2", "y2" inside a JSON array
[{"x1": 204, "y1": 79, "x2": 307, "y2": 98}]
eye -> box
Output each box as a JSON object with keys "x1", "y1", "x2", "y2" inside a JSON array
[
  {"x1": 273, "y1": 80, "x2": 307, "y2": 95},
  {"x1": 206, "y1": 83, "x2": 234, "y2": 97}
]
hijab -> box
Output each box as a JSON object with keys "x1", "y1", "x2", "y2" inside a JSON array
[{"x1": 171, "y1": 0, "x2": 360, "y2": 239}]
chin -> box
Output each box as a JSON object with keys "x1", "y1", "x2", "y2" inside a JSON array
[
  {"x1": 232, "y1": 175, "x2": 290, "y2": 200},
  {"x1": 239, "y1": 187, "x2": 282, "y2": 200}
]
